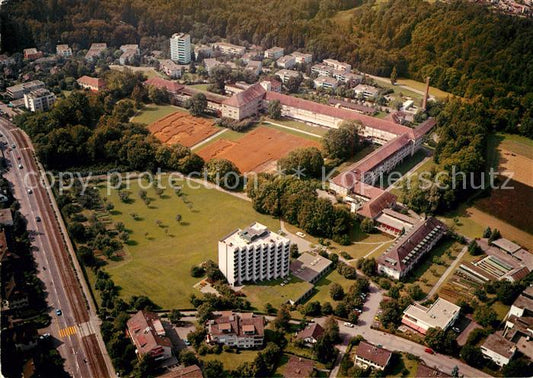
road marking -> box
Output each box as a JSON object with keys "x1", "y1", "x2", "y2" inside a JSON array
[{"x1": 59, "y1": 325, "x2": 78, "y2": 337}]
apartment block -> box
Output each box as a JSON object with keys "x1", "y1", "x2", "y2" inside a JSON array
[
  {"x1": 212, "y1": 42, "x2": 246, "y2": 57},
  {"x1": 160, "y1": 59, "x2": 182, "y2": 79},
  {"x1": 323, "y1": 58, "x2": 351, "y2": 72},
  {"x1": 265, "y1": 46, "x2": 284, "y2": 60},
  {"x1": 23, "y1": 89, "x2": 56, "y2": 112},
  {"x1": 85, "y1": 43, "x2": 107, "y2": 61},
  {"x1": 170, "y1": 33, "x2": 191, "y2": 64},
  {"x1": 6, "y1": 80, "x2": 45, "y2": 99},
  {"x1": 206, "y1": 312, "x2": 265, "y2": 349},
  {"x1": 218, "y1": 222, "x2": 290, "y2": 286}
]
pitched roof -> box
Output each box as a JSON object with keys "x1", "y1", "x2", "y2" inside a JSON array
[
  {"x1": 283, "y1": 356, "x2": 314, "y2": 378},
  {"x1": 331, "y1": 134, "x2": 412, "y2": 190},
  {"x1": 329, "y1": 98, "x2": 374, "y2": 114},
  {"x1": 207, "y1": 312, "x2": 265, "y2": 338},
  {"x1": 222, "y1": 83, "x2": 266, "y2": 107},
  {"x1": 126, "y1": 310, "x2": 171, "y2": 357},
  {"x1": 296, "y1": 323, "x2": 325, "y2": 341},
  {"x1": 415, "y1": 363, "x2": 451, "y2": 378},
  {"x1": 378, "y1": 217, "x2": 447, "y2": 271},
  {"x1": 77, "y1": 75, "x2": 105, "y2": 89},
  {"x1": 265, "y1": 91, "x2": 413, "y2": 138},
  {"x1": 144, "y1": 77, "x2": 184, "y2": 94},
  {"x1": 356, "y1": 341, "x2": 392, "y2": 367},
  {"x1": 358, "y1": 190, "x2": 397, "y2": 219},
  {"x1": 492, "y1": 238, "x2": 522, "y2": 254},
  {"x1": 413, "y1": 118, "x2": 437, "y2": 140},
  {"x1": 0, "y1": 208, "x2": 13, "y2": 225}
]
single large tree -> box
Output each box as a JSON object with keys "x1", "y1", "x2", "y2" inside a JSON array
[{"x1": 190, "y1": 93, "x2": 207, "y2": 116}]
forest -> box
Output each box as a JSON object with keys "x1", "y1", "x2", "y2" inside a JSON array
[{"x1": 1, "y1": 0, "x2": 532, "y2": 136}]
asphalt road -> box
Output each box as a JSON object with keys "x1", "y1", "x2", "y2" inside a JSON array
[{"x1": 0, "y1": 118, "x2": 114, "y2": 377}]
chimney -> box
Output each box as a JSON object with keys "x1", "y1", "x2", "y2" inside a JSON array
[{"x1": 422, "y1": 76, "x2": 430, "y2": 111}]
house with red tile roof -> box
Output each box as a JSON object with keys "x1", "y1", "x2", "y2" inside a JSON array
[
  {"x1": 144, "y1": 77, "x2": 184, "y2": 95},
  {"x1": 378, "y1": 217, "x2": 447, "y2": 279},
  {"x1": 126, "y1": 310, "x2": 173, "y2": 361},
  {"x1": 77, "y1": 76, "x2": 106, "y2": 92},
  {"x1": 415, "y1": 363, "x2": 451, "y2": 377},
  {"x1": 206, "y1": 312, "x2": 265, "y2": 349},
  {"x1": 221, "y1": 83, "x2": 266, "y2": 120},
  {"x1": 283, "y1": 356, "x2": 315, "y2": 378},
  {"x1": 295, "y1": 323, "x2": 324, "y2": 345},
  {"x1": 354, "y1": 341, "x2": 392, "y2": 371}
]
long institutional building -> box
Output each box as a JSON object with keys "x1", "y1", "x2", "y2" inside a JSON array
[{"x1": 218, "y1": 222, "x2": 290, "y2": 286}]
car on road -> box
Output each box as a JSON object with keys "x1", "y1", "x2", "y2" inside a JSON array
[
  {"x1": 425, "y1": 348, "x2": 434, "y2": 354},
  {"x1": 452, "y1": 327, "x2": 461, "y2": 333},
  {"x1": 18, "y1": 164, "x2": 22, "y2": 169},
  {"x1": 17, "y1": 155, "x2": 21, "y2": 160},
  {"x1": 296, "y1": 231, "x2": 306, "y2": 238},
  {"x1": 344, "y1": 322, "x2": 354, "y2": 328},
  {"x1": 55, "y1": 309, "x2": 62, "y2": 316},
  {"x1": 35, "y1": 216, "x2": 41, "y2": 222},
  {"x1": 11, "y1": 144, "x2": 15, "y2": 148},
  {"x1": 39, "y1": 333, "x2": 51, "y2": 340},
  {"x1": 27, "y1": 188, "x2": 32, "y2": 194}
]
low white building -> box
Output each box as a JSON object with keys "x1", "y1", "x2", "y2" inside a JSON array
[
  {"x1": 311, "y1": 63, "x2": 333, "y2": 77},
  {"x1": 265, "y1": 46, "x2": 284, "y2": 60},
  {"x1": 314, "y1": 76, "x2": 338, "y2": 90},
  {"x1": 56, "y1": 44, "x2": 72, "y2": 57},
  {"x1": 212, "y1": 42, "x2": 246, "y2": 56},
  {"x1": 119, "y1": 44, "x2": 140, "y2": 65},
  {"x1": 291, "y1": 51, "x2": 312, "y2": 64},
  {"x1": 24, "y1": 89, "x2": 56, "y2": 112},
  {"x1": 481, "y1": 333, "x2": 516, "y2": 367},
  {"x1": 160, "y1": 59, "x2": 182, "y2": 79},
  {"x1": 401, "y1": 298, "x2": 460, "y2": 335},
  {"x1": 275, "y1": 69, "x2": 300, "y2": 83},
  {"x1": 323, "y1": 58, "x2": 351, "y2": 72},
  {"x1": 276, "y1": 55, "x2": 296, "y2": 69},
  {"x1": 218, "y1": 222, "x2": 290, "y2": 286},
  {"x1": 353, "y1": 84, "x2": 379, "y2": 99}
]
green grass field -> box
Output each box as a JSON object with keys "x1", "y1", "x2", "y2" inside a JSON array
[
  {"x1": 311, "y1": 270, "x2": 356, "y2": 305},
  {"x1": 201, "y1": 349, "x2": 259, "y2": 371},
  {"x1": 379, "y1": 149, "x2": 429, "y2": 189},
  {"x1": 397, "y1": 78, "x2": 453, "y2": 100},
  {"x1": 189, "y1": 83, "x2": 211, "y2": 91},
  {"x1": 260, "y1": 122, "x2": 322, "y2": 142},
  {"x1": 241, "y1": 276, "x2": 313, "y2": 310},
  {"x1": 97, "y1": 175, "x2": 280, "y2": 309},
  {"x1": 131, "y1": 104, "x2": 188, "y2": 125}
]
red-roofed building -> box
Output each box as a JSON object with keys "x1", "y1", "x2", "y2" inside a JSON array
[
  {"x1": 221, "y1": 83, "x2": 266, "y2": 120},
  {"x1": 77, "y1": 76, "x2": 106, "y2": 92},
  {"x1": 126, "y1": 311, "x2": 172, "y2": 361},
  {"x1": 296, "y1": 323, "x2": 324, "y2": 345},
  {"x1": 378, "y1": 217, "x2": 447, "y2": 279},
  {"x1": 283, "y1": 356, "x2": 315, "y2": 378},
  {"x1": 206, "y1": 311, "x2": 265, "y2": 349},
  {"x1": 355, "y1": 341, "x2": 392, "y2": 370},
  {"x1": 358, "y1": 191, "x2": 397, "y2": 219},
  {"x1": 144, "y1": 78, "x2": 184, "y2": 95}
]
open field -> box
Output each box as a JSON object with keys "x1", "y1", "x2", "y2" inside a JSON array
[
  {"x1": 97, "y1": 175, "x2": 280, "y2": 309},
  {"x1": 405, "y1": 239, "x2": 462, "y2": 295},
  {"x1": 148, "y1": 111, "x2": 219, "y2": 147},
  {"x1": 397, "y1": 78, "x2": 453, "y2": 100},
  {"x1": 132, "y1": 104, "x2": 187, "y2": 125},
  {"x1": 284, "y1": 222, "x2": 395, "y2": 260},
  {"x1": 240, "y1": 276, "x2": 313, "y2": 310},
  {"x1": 379, "y1": 149, "x2": 429, "y2": 189},
  {"x1": 201, "y1": 349, "x2": 258, "y2": 370},
  {"x1": 261, "y1": 122, "x2": 322, "y2": 142},
  {"x1": 311, "y1": 270, "x2": 356, "y2": 305},
  {"x1": 196, "y1": 126, "x2": 321, "y2": 173}
]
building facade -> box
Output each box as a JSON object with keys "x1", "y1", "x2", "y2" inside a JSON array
[
  {"x1": 221, "y1": 83, "x2": 266, "y2": 121},
  {"x1": 126, "y1": 311, "x2": 172, "y2": 361},
  {"x1": 6, "y1": 80, "x2": 45, "y2": 99},
  {"x1": 56, "y1": 44, "x2": 72, "y2": 57},
  {"x1": 23, "y1": 89, "x2": 56, "y2": 112},
  {"x1": 160, "y1": 59, "x2": 182, "y2": 79},
  {"x1": 170, "y1": 33, "x2": 191, "y2": 64},
  {"x1": 206, "y1": 312, "x2": 265, "y2": 349},
  {"x1": 77, "y1": 76, "x2": 106, "y2": 92},
  {"x1": 218, "y1": 222, "x2": 290, "y2": 286},
  {"x1": 265, "y1": 47, "x2": 284, "y2": 59}
]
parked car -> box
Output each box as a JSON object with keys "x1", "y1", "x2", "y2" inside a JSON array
[
  {"x1": 184, "y1": 339, "x2": 191, "y2": 346},
  {"x1": 296, "y1": 231, "x2": 306, "y2": 238},
  {"x1": 35, "y1": 216, "x2": 41, "y2": 222},
  {"x1": 452, "y1": 327, "x2": 461, "y2": 333},
  {"x1": 27, "y1": 188, "x2": 32, "y2": 194},
  {"x1": 425, "y1": 348, "x2": 434, "y2": 354},
  {"x1": 18, "y1": 164, "x2": 22, "y2": 169},
  {"x1": 344, "y1": 322, "x2": 354, "y2": 328},
  {"x1": 55, "y1": 309, "x2": 62, "y2": 316}
]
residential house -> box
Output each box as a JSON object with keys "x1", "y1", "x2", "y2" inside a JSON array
[
  {"x1": 6, "y1": 80, "x2": 45, "y2": 99},
  {"x1": 507, "y1": 286, "x2": 533, "y2": 318},
  {"x1": 296, "y1": 323, "x2": 324, "y2": 345},
  {"x1": 290, "y1": 253, "x2": 333, "y2": 284},
  {"x1": 212, "y1": 42, "x2": 246, "y2": 57},
  {"x1": 265, "y1": 47, "x2": 284, "y2": 60},
  {"x1": 206, "y1": 312, "x2": 265, "y2": 349},
  {"x1": 378, "y1": 217, "x2": 447, "y2": 280},
  {"x1": 353, "y1": 84, "x2": 379, "y2": 99},
  {"x1": 481, "y1": 333, "x2": 516, "y2": 366},
  {"x1": 23, "y1": 89, "x2": 56, "y2": 112},
  {"x1": 415, "y1": 364, "x2": 451, "y2": 377},
  {"x1": 323, "y1": 59, "x2": 351, "y2": 72},
  {"x1": 314, "y1": 76, "x2": 337, "y2": 90},
  {"x1": 401, "y1": 298, "x2": 460, "y2": 335},
  {"x1": 194, "y1": 44, "x2": 213, "y2": 60},
  {"x1": 291, "y1": 52, "x2": 312, "y2": 64},
  {"x1": 77, "y1": 76, "x2": 106, "y2": 92},
  {"x1": 276, "y1": 55, "x2": 296, "y2": 69},
  {"x1": 245, "y1": 60, "x2": 262, "y2": 76},
  {"x1": 126, "y1": 310, "x2": 173, "y2": 361},
  {"x1": 311, "y1": 63, "x2": 334, "y2": 77},
  {"x1": 354, "y1": 341, "x2": 392, "y2": 371},
  {"x1": 85, "y1": 43, "x2": 107, "y2": 61},
  {"x1": 119, "y1": 44, "x2": 140, "y2": 65},
  {"x1": 56, "y1": 44, "x2": 72, "y2": 58},
  {"x1": 160, "y1": 59, "x2": 182, "y2": 79},
  {"x1": 159, "y1": 365, "x2": 203, "y2": 378},
  {"x1": 218, "y1": 222, "x2": 289, "y2": 285},
  {"x1": 23, "y1": 48, "x2": 43, "y2": 60},
  {"x1": 275, "y1": 69, "x2": 300, "y2": 83}
]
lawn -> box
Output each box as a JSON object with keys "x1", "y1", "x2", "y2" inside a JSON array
[
  {"x1": 397, "y1": 78, "x2": 453, "y2": 100},
  {"x1": 190, "y1": 128, "x2": 245, "y2": 151},
  {"x1": 264, "y1": 117, "x2": 329, "y2": 136},
  {"x1": 389, "y1": 157, "x2": 438, "y2": 197},
  {"x1": 97, "y1": 175, "x2": 280, "y2": 309},
  {"x1": 404, "y1": 238, "x2": 462, "y2": 295},
  {"x1": 260, "y1": 122, "x2": 322, "y2": 142},
  {"x1": 189, "y1": 83, "x2": 211, "y2": 91},
  {"x1": 386, "y1": 352, "x2": 420, "y2": 377},
  {"x1": 131, "y1": 104, "x2": 188, "y2": 125},
  {"x1": 311, "y1": 270, "x2": 356, "y2": 305},
  {"x1": 240, "y1": 276, "x2": 313, "y2": 310},
  {"x1": 201, "y1": 349, "x2": 259, "y2": 371},
  {"x1": 334, "y1": 144, "x2": 377, "y2": 173},
  {"x1": 379, "y1": 149, "x2": 429, "y2": 189}
]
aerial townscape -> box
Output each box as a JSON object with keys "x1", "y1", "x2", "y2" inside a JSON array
[{"x1": 0, "y1": 0, "x2": 532, "y2": 377}]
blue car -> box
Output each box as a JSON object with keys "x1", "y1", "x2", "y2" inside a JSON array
[{"x1": 55, "y1": 309, "x2": 62, "y2": 316}]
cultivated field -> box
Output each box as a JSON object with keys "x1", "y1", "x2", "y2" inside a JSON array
[
  {"x1": 196, "y1": 126, "x2": 321, "y2": 173},
  {"x1": 97, "y1": 175, "x2": 280, "y2": 309},
  {"x1": 148, "y1": 111, "x2": 220, "y2": 147}
]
